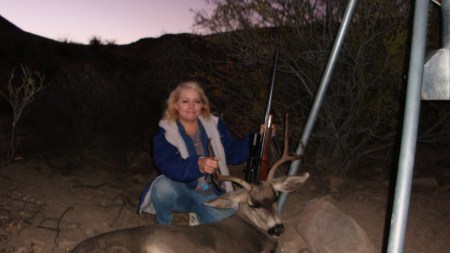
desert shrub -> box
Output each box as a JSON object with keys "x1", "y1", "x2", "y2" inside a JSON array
[{"x1": 0, "y1": 65, "x2": 47, "y2": 165}]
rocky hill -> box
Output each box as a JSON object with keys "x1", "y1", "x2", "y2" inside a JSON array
[{"x1": 0, "y1": 15, "x2": 224, "y2": 163}]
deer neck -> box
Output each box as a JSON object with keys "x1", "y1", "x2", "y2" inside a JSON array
[
  {"x1": 222, "y1": 214, "x2": 276, "y2": 241},
  {"x1": 234, "y1": 206, "x2": 277, "y2": 239}
]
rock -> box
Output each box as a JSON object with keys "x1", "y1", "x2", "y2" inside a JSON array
[{"x1": 293, "y1": 197, "x2": 376, "y2": 253}]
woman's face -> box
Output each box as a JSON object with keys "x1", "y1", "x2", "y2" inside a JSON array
[{"x1": 175, "y1": 88, "x2": 203, "y2": 124}]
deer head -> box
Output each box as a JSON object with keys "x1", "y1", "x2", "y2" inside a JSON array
[{"x1": 207, "y1": 114, "x2": 309, "y2": 237}]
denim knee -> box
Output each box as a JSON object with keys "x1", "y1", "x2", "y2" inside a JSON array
[
  {"x1": 151, "y1": 176, "x2": 179, "y2": 205},
  {"x1": 150, "y1": 176, "x2": 180, "y2": 224}
]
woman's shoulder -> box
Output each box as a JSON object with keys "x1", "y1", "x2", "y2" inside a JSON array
[
  {"x1": 153, "y1": 120, "x2": 174, "y2": 141},
  {"x1": 199, "y1": 115, "x2": 220, "y2": 128},
  {"x1": 200, "y1": 114, "x2": 219, "y2": 122},
  {"x1": 158, "y1": 119, "x2": 178, "y2": 132},
  {"x1": 152, "y1": 126, "x2": 165, "y2": 141}
]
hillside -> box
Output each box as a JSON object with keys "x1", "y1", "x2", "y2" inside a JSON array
[{"x1": 0, "y1": 15, "x2": 225, "y2": 162}]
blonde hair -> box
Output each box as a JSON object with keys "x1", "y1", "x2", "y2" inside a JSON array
[{"x1": 163, "y1": 81, "x2": 211, "y2": 121}]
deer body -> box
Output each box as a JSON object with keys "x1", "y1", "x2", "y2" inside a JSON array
[{"x1": 72, "y1": 214, "x2": 277, "y2": 253}]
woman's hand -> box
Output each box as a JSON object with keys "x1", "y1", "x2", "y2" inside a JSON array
[
  {"x1": 198, "y1": 157, "x2": 219, "y2": 174},
  {"x1": 260, "y1": 124, "x2": 277, "y2": 136}
]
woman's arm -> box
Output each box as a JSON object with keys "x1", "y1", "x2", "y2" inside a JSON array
[
  {"x1": 152, "y1": 127, "x2": 203, "y2": 182},
  {"x1": 217, "y1": 119, "x2": 252, "y2": 165}
]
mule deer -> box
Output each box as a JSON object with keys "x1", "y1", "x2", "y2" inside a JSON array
[{"x1": 71, "y1": 116, "x2": 309, "y2": 253}]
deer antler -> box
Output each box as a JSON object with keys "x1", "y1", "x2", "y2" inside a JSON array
[
  {"x1": 266, "y1": 114, "x2": 303, "y2": 181},
  {"x1": 208, "y1": 138, "x2": 252, "y2": 191},
  {"x1": 213, "y1": 171, "x2": 252, "y2": 191}
]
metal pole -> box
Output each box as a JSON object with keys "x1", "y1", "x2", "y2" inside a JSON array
[
  {"x1": 443, "y1": 0, "x2": 450, "y2": 47},
  {"x1": 387, "y1": 1, "x2": 429, "y2": 252},
  {"x1": 278, "y1": 0, "x2": 358, "y2": 211}
]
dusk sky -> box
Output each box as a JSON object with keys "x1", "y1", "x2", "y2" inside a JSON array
[{"x1": 0, "y1": 0, "x2": 209, "y2": 45}]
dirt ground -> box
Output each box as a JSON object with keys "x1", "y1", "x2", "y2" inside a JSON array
[{"x1": 0, "y1": 145, "x2": 449, "y2": 253}]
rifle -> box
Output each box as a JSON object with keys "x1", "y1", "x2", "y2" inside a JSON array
[{"x1": 244, "y1": 47, "x2": 280, "y2": 183}]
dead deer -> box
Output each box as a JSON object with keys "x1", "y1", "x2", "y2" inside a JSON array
[{"x1": 71, "y1": 116, "x2": 309, "y2": 253}]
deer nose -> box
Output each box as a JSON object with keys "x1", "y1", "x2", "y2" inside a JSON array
[{"x1": 268, "y1": 224, "x2": 284, "y2": 236}]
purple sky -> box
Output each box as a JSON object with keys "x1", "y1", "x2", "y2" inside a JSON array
[{"x1": 0, "y1": 0, "x2": 208, "y2": 45}]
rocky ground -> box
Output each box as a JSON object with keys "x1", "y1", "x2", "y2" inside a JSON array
[{"x1": 0, "y1": 147, "x2": 449, "y2": 253}]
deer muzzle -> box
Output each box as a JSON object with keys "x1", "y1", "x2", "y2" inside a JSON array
[{"x1": 268, "y1": 223, "x2": 284, "y2": 237}]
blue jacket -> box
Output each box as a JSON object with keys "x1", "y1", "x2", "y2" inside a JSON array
[{"x1": 152, "y1": 116, "x2": 251, "y2": 189}]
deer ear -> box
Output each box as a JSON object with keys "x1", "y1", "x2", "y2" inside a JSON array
[
  {"x1": 271, "y1": 173, "x2": 309, "y2": 192},
  {"x1": 205, "y1": 188, "x2": 248, "y2": 209}
]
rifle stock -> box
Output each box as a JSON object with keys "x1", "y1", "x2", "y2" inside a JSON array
[
  {"x1": 244, "y1": 114, "x2": 274, "y2": 182},
  {"x1": 257, "y1": 115, "x2": 273, "y2": 181},
  {"x1": 244, "y1": 133, "x2": 261, "y2": 183}
]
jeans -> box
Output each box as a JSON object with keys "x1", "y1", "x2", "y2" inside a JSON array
[{"x1": 150, "y1": 175, "x2": 235, "y2": 224}]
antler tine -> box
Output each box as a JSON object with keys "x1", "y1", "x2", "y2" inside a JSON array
[
  {"x1": 266, "y1": 114, "x2": 302, "y2": 181},
  {"x1": 213, "y1": 170, "x2": 252, "y2": 191}
]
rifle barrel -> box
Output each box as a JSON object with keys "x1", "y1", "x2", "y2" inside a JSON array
[{"x1": 263, "y1": 47, "x2": 280, "y2": 127}]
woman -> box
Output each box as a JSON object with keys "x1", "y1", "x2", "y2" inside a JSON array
[{"x1": 139, "y1": 81, "x2": 252, "y2": 224}]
